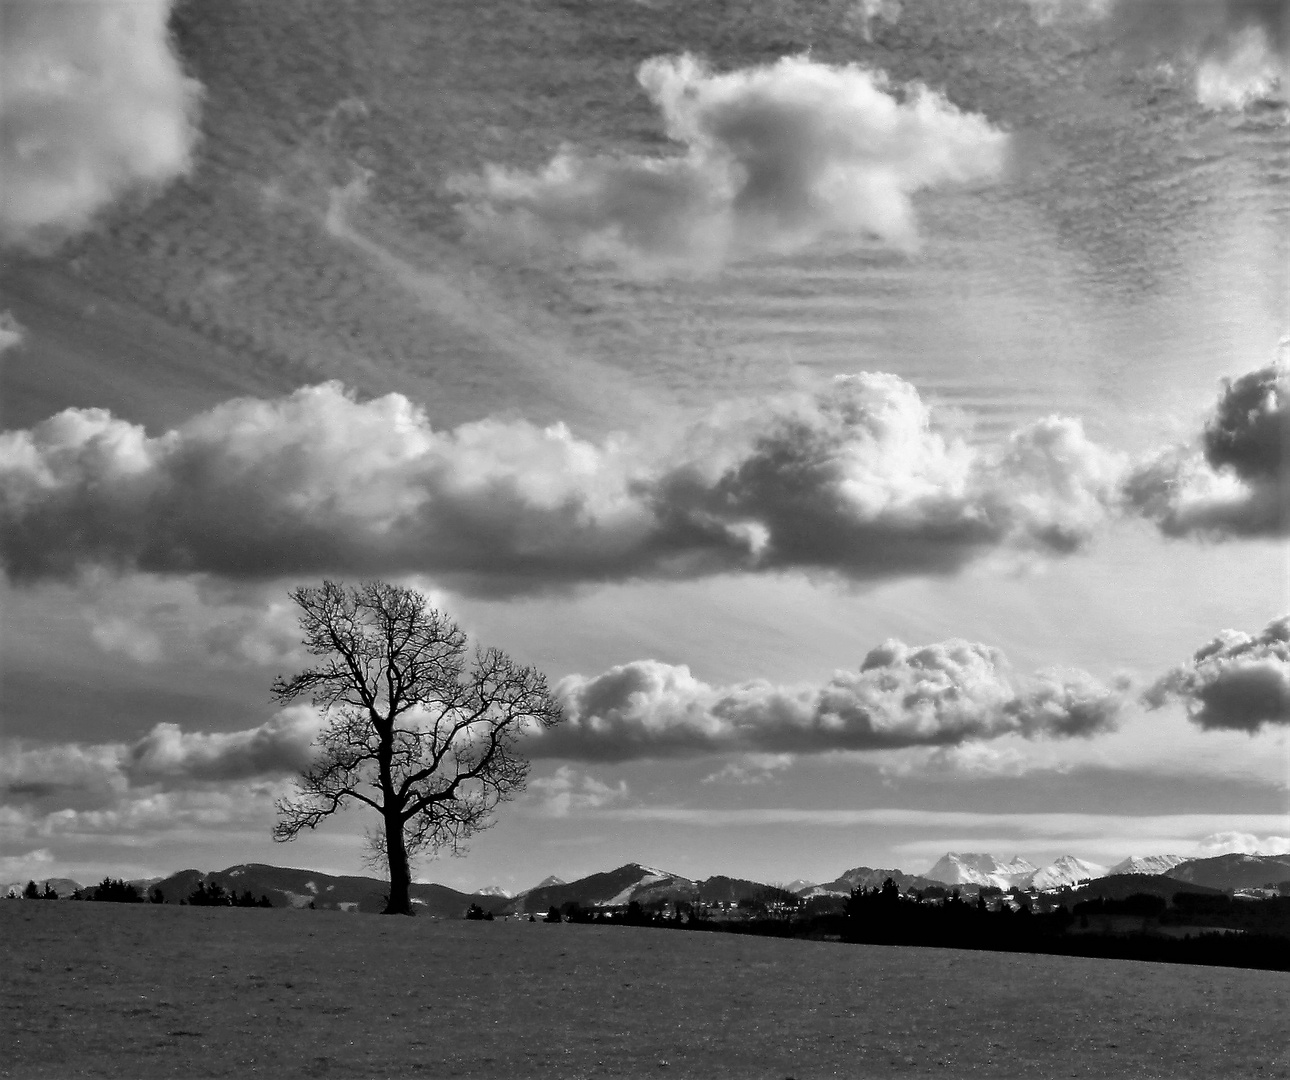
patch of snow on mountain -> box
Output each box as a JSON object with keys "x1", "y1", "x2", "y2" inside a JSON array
[{"x1": 473, "y1": 885, "x2": 512, "y2": 898}]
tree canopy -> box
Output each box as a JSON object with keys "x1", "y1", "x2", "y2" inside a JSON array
[{"x1": 272, "y1": 580, "x2": 562, "y2": 914}]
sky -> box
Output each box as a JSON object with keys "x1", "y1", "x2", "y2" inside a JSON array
[{"x1": 0, "y1": 0, "x2": 1288, "y2": 895}]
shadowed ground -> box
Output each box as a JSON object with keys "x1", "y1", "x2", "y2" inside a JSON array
[{"x1": 2, "y1": 902, "x2": 1287, "y2": 1078}]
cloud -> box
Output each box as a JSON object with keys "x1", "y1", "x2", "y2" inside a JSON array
[
  {"x1": 877, "y1": 742, "x2": 1044, "y2": 779},
  {"x1": 124, "y1": 708, "x2": 323, "y2": 783},
  {"x1": 0, "y1": 741, "x2": 128, "y2": 800},
  {"x1": 0, "y1": 849, "x2": 54, "y2": 883},
  {"x1": 532, "y1": 639, "x2": 1124, "y2": 762},
  {"x1": 0, "y1": 376, "x2": 1123, "y2": 592},
  {"x1": 454, "y1": 53, "x2": 1008, "y2": 272},
  {"x1": 845, "y1": 0, "x2": 903, "y2": 42},
  {"x1": 0, "y1": 312, "x2": 24, "y2": 356},
  {"x1": 80, "y1": 577, "x2": 306, "y2": 668},
  {"x1": 0, "y1": 0, "x2": 201, "y2": 249},
  {"x1": 1036, "y1": 0, "x2": 1288, "y2": 108},
  {"x1": 702, "y1": 754, "x2": 795, "y2": 785},
  {"x1": 527, "y1": 766, "x2": 630, "y2": 817},
  {"x1": 1125, "y1": 359, "x2": 1287, "y2": 537},
  {"x1": 1145, "y1": 615, "x2": 1290, "y2": 732},
  {"x1": 655, "y1": 377, "x2": 1125, "y2": 577},
  {"x1": 1, "y1": 709, "x2": 321, "y2": 808},
  {"x1": 1195, "y1": 830, "x2": 1290, "y2": 856}
]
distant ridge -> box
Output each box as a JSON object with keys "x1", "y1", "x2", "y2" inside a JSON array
[
  {"x1": 1167, "y1": 853, "x2": 1290, "y2": 892},
  {"x1": 2, "y1": 877, "x2": 82, "y2": 899},
  {"x1": 147, "y1": 864, "x2": 507, "y2": 916},
  {"x1": 798, "y1": 866, "x2": 943, "y2": 898}
]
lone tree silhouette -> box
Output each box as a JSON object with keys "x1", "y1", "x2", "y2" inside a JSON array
[{"x1": 272, "y1": 580, "x2": 562, "y2": 915}]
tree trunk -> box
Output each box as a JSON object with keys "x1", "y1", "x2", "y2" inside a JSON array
[{"x1": 383, "y1": 814, "x2": 413, "y2": 915}]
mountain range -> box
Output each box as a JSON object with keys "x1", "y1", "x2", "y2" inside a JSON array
[{"x1": 8, "y1": 851, "x2": 1289, "y2": 910}]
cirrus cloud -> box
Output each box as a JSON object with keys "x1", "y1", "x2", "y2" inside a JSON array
[
  {"x1": 0, "y1": 0, "x2": 202, "y2": 249},
  {"x1": 1145, "y1": 615, "x2": 1290, "y2": 732},
  {"x1": 454, "y1": 53, "x2": 1008, "y2": 272},
  {"x1": 530, "y1": 639, "x2": 1125, "y2": 762}
]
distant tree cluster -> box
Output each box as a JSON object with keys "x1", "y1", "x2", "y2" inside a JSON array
[
  {"x1": 186, "y1": 881, "x2": 273, "y2": 908},
  {"x1": 86, "y1": 878, "x2": 143, "y2": 903},
  {"x1": 464, "y1": 903, "x2": 495, "y2": 921},
  {"x1": 18, "y1": 880, "x2": 59, "y2": 900}
]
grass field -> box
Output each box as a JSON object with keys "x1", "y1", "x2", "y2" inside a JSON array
[{"x1": 3, "y1": 903, "x2": 1287, "y2": 1078}]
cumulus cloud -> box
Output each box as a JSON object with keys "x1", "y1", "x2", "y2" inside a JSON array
[
  {"x1": 455, "y1": 54, "x2": 1008, "y2": 272},
  {"x1": 1037, "y1": 0, "x2": 1288, "y2": 108},
  {"x1": 1125, "y1": 360, "x2": 1287, "y2": 538},
  {"x1": 1146, "y1": 615, "x2": 1290, "y2": 732},
  {"x1": 124, "y1": 708, "x2": 323, "y2": 783},
  {"x1": 656, "y1": 377, "x2": 1125, "y2": 577},
  {"x1": 0, "y1": 741, "x2": 128, "y2": 800},
  {"x1": 0, "y1": 376, "x2": 1124, "y2": 592},
  {"x1": 1, "y1": 709, "x2": 322, "y2": 808},
  {"x1": 0, "y1": 0, "x2": 201, "y2": 248},
  {"x1": 1195, "y1": 830, "x2": 1290, "y2": 856},
  {"x1": 531, "y1": 639, "x2": 1124, "y2": 762},
  {"x1": 0, "y1": 312, "x2": 24, "y2": 356}
]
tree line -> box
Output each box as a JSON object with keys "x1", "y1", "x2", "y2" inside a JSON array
[
  {"x1": 486, "y1": 877, "x2": 1290, "y2": 973},
  {"x1": 6, "y1": 878, "x2": 274, "y2": 907}
]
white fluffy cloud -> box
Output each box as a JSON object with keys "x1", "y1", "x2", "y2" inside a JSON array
[
  {"x1": 1146, "y1": 615, "x2": 1290, "y2": 732},
  {"x1": 1126, "y1": 360, "x2": 1287, "y2": 538},
  {"x1": 0, "y1": 0, "x2": 201, "y2": 248},
  {"x1": 532, "y1": 639, "x2": 1124, "y2": 762},
  {"x1": 1037, "y1": 0, "x2": 1288, "y2": 108},
  {"x1": 1195, "y1": 830, "x2": 1290, "y2": 856},
  {"x1": 0, "y1": 376, "x2": 1123, "y2": 592},
  {"x1": 455, "y1": 53, "x2": 1008, "y2": 272}
]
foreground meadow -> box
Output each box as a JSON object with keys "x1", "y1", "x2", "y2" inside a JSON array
[{"x1": 2, "y1": 902, "x2": 1287, "y2": 1078}]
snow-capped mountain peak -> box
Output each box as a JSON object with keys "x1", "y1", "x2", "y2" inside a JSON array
[
  {"x1": 472, "y1": 885, "x2": 512, "y2": 898},
  {"x1": 1029, "y1": 856, "x2": 1108, "y2": 891},
  {"x1": 1108, "y1": 854, "x2": 1188, "y2": 876},
  {"x1": 926, "y1": 852, "x2": 1038, "y2": 890}
]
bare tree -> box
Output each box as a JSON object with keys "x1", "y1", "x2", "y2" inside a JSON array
[{"x1": 272, "y1": 580, "x2": 562, "y2": 915}]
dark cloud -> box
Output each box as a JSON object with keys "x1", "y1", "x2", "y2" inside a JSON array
[
  {"x1": 1146, "y1": 615, "x2": 1290, "y2": 732},
  {"x1": 1125, "y1": 360, "x2": 1288, "y2": 537},
  {"x1": 454, "y1": 53, "x2": 1008, "y2": 272},
  {"x1": 0, "y1": 376, "x2": 1121, "y2": 592},
  {"x1": 532, "y1": 640, "x2": 1124, "y2": 762},
  {"x1": 0, "y1": 0, "x2": 201, "y2": 249}
]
